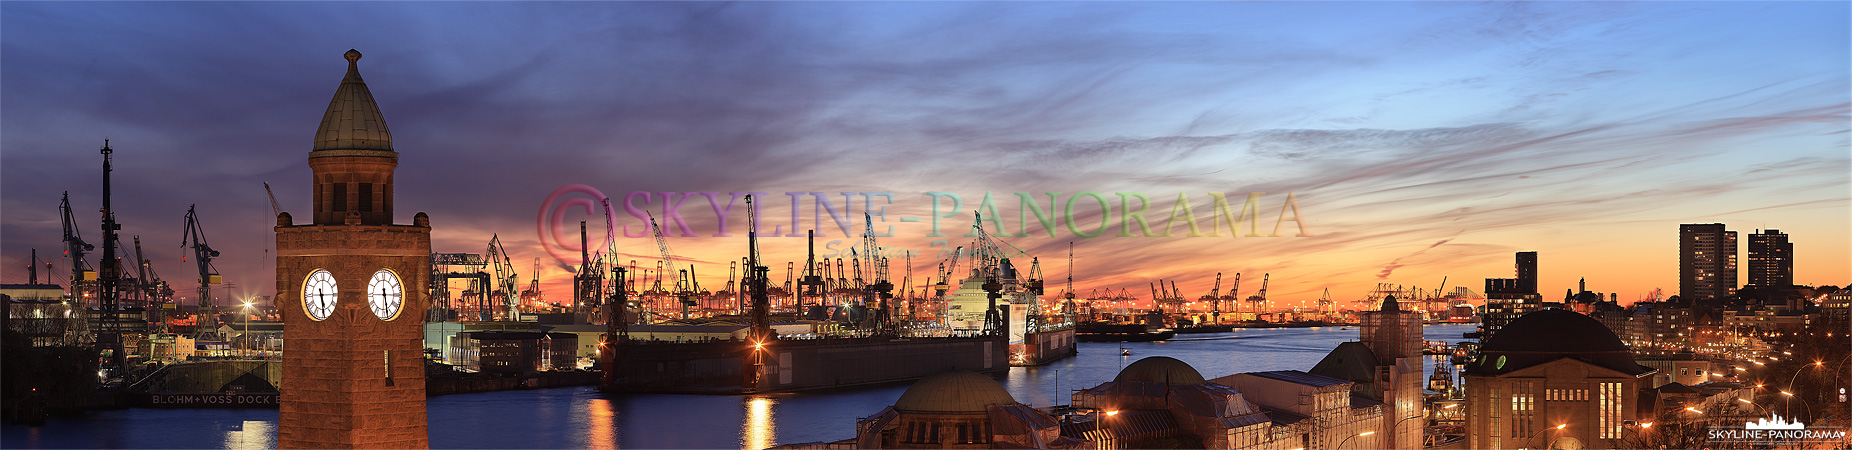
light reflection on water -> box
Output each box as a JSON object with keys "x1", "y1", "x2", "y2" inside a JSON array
[
  {"x1": 741, "y1": 396, "x2": 776, "y2": 450},
  {"x1": 586, "y1": 396, "x2": 617, "y2": 449},
  {"x1": 0, "y1": 325, "x2": 1477, "y2": 449},
  {"x1": 221, "y1": 420, "x2": 273, "y2": 449}
]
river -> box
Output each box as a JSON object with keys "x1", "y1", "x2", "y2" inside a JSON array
[{"x1": 1, "y1": 324, "x2": 1476, "y2": 449}]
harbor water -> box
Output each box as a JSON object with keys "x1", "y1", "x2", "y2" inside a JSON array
[{"x1": 1, "y1": 324, "x2": 1475, "y2": 449}]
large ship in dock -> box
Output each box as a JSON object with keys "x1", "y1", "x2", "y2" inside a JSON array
[
  {"x1": 598, "y1": 210, "x2": 1074, "y2": 394},
  {"x1": 938, "y1": 258, "x2": 1078, "y2": 367}
]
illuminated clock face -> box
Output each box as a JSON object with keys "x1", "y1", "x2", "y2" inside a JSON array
[
  {"x1": 303, "y1": 269, "x2": 337, "y2": 321},
  {"x1": 367, "y1": 269, "x2": 404, "y2": 320}
]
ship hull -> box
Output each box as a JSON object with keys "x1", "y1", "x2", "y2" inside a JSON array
[
  {"x1": 600, "y1": 334, "x2": 1008, "y2": 394},
  {"x1": 1008, "y1": 327, "x2": 1077, "y2": 366}
]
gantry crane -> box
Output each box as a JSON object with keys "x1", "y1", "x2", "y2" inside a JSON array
[
  {"x1": 181, "y1": 204, "x2": 221, "y2": 341},
  {"x1": 1203, "y1": 273, "x2": 1222, "y2": 324},
  {"x1": 1245, "y1": 273, "x2": 1270, "y2": 314},
  {"x1": 1223, "y1": 273, "x2": 1242, "y2": 315}
]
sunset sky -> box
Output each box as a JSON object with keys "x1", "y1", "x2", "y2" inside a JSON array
[{"x1": 3, "y1": 2, "x2": 1847, "y2": 310}]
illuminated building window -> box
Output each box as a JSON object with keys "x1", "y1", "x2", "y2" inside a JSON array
[
  {"x1": 1512, "y1": 381, "x2": 1534, "y2": 434},
  {"x1": 1490, "y1": 387, "x2": 1502, "y2": 450},
  {"x1": 1599, "y1": 382, "x2": 1622, "y2": 439}
]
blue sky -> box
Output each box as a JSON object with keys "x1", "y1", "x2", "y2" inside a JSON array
[{"x1": 3, "y1": 1, "x2": 1846, "y2": 307}]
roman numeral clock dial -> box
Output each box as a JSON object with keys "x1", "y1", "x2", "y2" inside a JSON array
[
  {"x1": 302, "y1": 269, "x2": 337, "y2": 321},
  {"x1": 368, "y1": 269, "x2": 404, "y2": 320}
]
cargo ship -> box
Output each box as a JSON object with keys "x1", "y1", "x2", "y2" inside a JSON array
[{"x1": 1075, "y1": 321, "x2": 1175, "y2": 342}]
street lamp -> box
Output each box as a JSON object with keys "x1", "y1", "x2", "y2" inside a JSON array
[
  {"x1": 241, "y1": 300, "x2": 252, "y2": 359},
  {"x1": 1778, "y1": 390, "x2": 1814, "y2": 423},
  {"x1": 1620, "y1": 421, "x2": 1655, "y2": 448},
  {"x1": 1736, "y1": 398, "x2": 1769, "y2": 417},
  {"x1": 1524, "y1": 424, "x2": 1567, "y2": 449},
  {"x1": 1337, "y1": 430, "x2": 1374, "y2": 449},
  {"x1": 1782, "y1": 361, "x2": 1824, "y2": 420},
  {"x1": 1389, "y1": 413, "x2": 1429, "y2": 448}
]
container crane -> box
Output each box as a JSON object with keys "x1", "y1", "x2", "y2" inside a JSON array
[
  {"x1": 1223, "y1": 273, "x2": 1241, "y2": 315},
  {"x1": 182, "y1": 204, "x2": 221, "y2": 341},
  {"x1": 1244, "y1": 273, "x2": 1270, "y2": 314}
]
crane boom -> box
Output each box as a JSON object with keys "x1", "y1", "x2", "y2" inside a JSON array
[
  {"x1": 182, "y1": 204, "x2": 221, "y2": 341},
  {"x1": 488, "y1": 234, "x2": 519, "y2": 320},
  {"x1": 1255, "y1": 273, "x2": 1270, "y2": 312},
  {"x1": 60, "y1": 192, "x2": 95, "y2": 294},
  {"x1": 263, "y1": 182, "x2": 282, "y2": 218}
]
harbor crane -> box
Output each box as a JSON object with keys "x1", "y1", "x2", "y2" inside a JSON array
[
  {"x1": 573, "y1": 221, "x2": 603, "y2": 320},
  {"x1": 644, "y1": 213, "x2": 694, "y2": 318},
  {"x1": 488, "y1": 234, "x2": 519, "y2": 320},
  {"x1": 96, "y1": 142, "x2": 127, "y2": 371},
  {"x1": 131, "y1": 236, "x2": 174, "y2": 329},
  {"x1": 798, "y1": 230, "x2": 824, "y2": 309},
  {"x1": 1203, "y1": 273, "x2": 1222, "y2": 324},
  {"x1": 60, "y1": 192, "x2": 95, "y2": 299},
  {"x1": 181, "y1": 204, "x2": 221, "y2": 341},
  {"x1": 1063, "y1": 243, "x2": 1077, "y2": 317},
  {"x1": 1223, "y1": 273, "x2": 1241, "y2": 315},
  {"x1": 520, "y1": 258, "x2": 542, "y2": 308},
  {"x1": 1245, "y1": 273, "x2": 1270, "y2": 313},
  {"x1": 263, "y1": 182, "x2": 282, "y2": 218}
]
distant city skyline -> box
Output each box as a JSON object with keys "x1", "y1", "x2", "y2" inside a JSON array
[{"x1": 2, "y1": 2, "x2": 1847, "y2": 308}]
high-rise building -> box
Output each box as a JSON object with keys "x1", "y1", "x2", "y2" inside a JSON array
[
  {"x1": 1746, "y1": 229, "x2": 1792, "y2": 289},
  {"x1": 1678, "y1": 223, "x2": 1736, "y2": 302},
  {"x1": 1514, "y1": 251, "x2": 1538, "y2": 294},
  {"x1": 1482, "y1": 251, "x2": 1541, "y2": 341},
  {"x1": 276, "y1": 50, "x2": 432, "y2": 448}
]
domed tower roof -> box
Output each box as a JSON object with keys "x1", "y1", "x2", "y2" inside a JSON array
[
  {"x1": 1381, "y1": 295, "x2": 1400, "y2": 312},
  {"x1": 893, "y1": 371, "x2": 1017, "y2": 413},
  {"x1": 1468, "y1": 309, "x2": 1649, "y2": 376},
  {"x1": 313, "y1": 49, "x2": 393, "y2": 152},
  {"x1": 1114, "y1": 356, "x2": 1206, "y2": 385}
]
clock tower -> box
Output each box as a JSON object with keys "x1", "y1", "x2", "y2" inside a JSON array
[{"x1": 275, "y1": 49, "x2": 431, "y2": 449}]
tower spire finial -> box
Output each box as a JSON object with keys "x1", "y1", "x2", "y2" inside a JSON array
[{"x1": 345, "y1": 49, "x2": 362, "y2": 64}]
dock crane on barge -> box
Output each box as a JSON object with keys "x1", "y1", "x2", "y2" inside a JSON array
[{"x1": 181, "y1": 204, "x2": 221, "y2": 342}]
